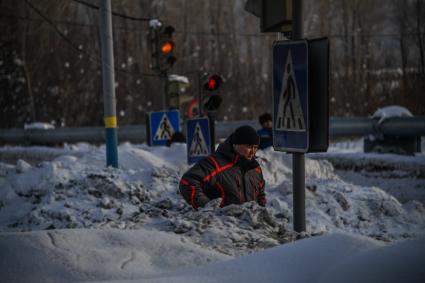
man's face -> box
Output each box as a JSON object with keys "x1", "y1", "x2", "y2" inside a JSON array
[{"x1": 233, "y1": 144, "x2": 258, "y2": 160}]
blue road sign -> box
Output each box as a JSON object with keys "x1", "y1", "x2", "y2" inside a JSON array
[
  {"x1": 186, "y1": 117, "x2": 211, "y2": 164},
  {"x1": 272, "y1": 40, "x2": 309, "y2": 152},
  {"x1": 148, "y1": 110, "x2": 180, "y2": 146}
]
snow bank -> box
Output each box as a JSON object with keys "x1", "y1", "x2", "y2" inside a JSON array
[
  {"x1": 137, "y1": 233, "x2": 423, "y2": 283},
  {"x1": 0, "y1": 228, "x2": 229, "y2": 283},
  {"x1": 1, "y1": 142, "x2": 424, "y2": 259},
  {"x1": 2, "y1": 230, "x2": 423, "y2": 283}
]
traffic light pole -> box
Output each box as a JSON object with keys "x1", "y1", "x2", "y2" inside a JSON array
[
  {"x1": 197, "y1": 71, "x2": 214, "y2": 152},
  {"x1": 99, "y1": 0, "x2": 118, "y2": 168},
  {"x1": 197, "y1": 71, "x2": 203, "y2": 117},
  {"x1": 161, "y1": 71, "x2": 168, "y2": 109},
  {"x1": 208, "y1": 112, "x2": 216, "y2": 153},
  {"x1": 291, "y1": 0, "x2": 306, "y2": 233}
]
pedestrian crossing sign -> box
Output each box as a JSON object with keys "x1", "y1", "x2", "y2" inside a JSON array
[
  {"x1": 186, "y1": 117, "x2": 211, "y2": 164},
  {"x1": 147, "y1": 110, "x2": 180, "y2": 146},
  {"x1": 272, "y1": 40, "x2": 309, "y2": 152}
]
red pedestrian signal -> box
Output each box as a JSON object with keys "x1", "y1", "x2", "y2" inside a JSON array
[
  {"x1": 201, "y1": 73, "x2": 223, "y2": 113},
  {"x1": 203, "y1": 74, "x2": 222, "y2": 91}
]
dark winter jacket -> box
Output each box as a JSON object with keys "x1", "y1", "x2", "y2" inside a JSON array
[
  {"x1": 257, "y1": 127, "x2": 273, "y2": 149},
  {"x1": 179, "y1": 135, "x2": 266, "y2": 209}
]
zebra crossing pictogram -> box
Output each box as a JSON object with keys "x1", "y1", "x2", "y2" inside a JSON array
[
  {"x1": 153, "y1": 113, "x2": 175, "y2": 140},
  {"x1": 189, "y1": 123, "x2": 209, "y2": 156},
  {"x1": 275, "y1": 50, "x2": 306, "y2": 132}
]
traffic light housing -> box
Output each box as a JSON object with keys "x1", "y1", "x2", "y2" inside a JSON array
[
  {"x1": 149, "y1": 22, "x2": 176, "y2": 72},
  {"x1": 158, "y1": 25, "x2": 176, "y2": 71},
  {"x1": 202, "y1": 74, "x2": 223, "y2": 113}
]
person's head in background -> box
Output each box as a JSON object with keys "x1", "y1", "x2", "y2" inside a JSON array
[{"x1": 259, "y1": 113, "x2": 272, "y2": 129}]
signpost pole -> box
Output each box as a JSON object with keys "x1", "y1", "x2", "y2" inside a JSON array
[
  {"x1": 292, "y1": 0, "x2": 306, "y2": 233},
  {"x1": 293, "y1": 152, "x2": 305, "y2": 232}
]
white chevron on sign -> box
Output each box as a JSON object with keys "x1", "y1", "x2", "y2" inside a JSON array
[
  {"x1": 275, "y1": 50, "x2": 306, "y2": 132},
  {"x1": 189, "y1": 123, "x2": 209, "y2": 156},
  {"x1": 154, "y1": 114, "x2": 175, "y2": 141}
]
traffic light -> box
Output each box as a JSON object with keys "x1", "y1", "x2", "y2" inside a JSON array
[
  {"x1": 157, "y1": 25, "x2": 176, "y2": 71},
  {"x1": 148, "y1": 20, "x2": 176, "y2": 72},
  {"x1": 202, "y1": 74, "x2": 223, "y2": 113}
]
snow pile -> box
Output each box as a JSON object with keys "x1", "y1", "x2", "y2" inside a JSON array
[
  {"x1": 1, "y1": 230, "x2": 424, "y2": 283},
  {"x1": 24, "y1": 122, "x2": 55, "y2": 130},
  {"x1": 128, "y1": 233, "x2": 425, "y2": 283},
  {"x1": 371, "y1": 105, "x2": 413, "y2": 124},
  {"x1": 1, "y1": 142, "x2": 424, "y2": 257},
  {"x1": 0, "y1": 228, "x2": 230, "y2": 283}
]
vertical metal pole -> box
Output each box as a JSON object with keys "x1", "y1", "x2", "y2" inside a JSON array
[
  {"x1": 99, "y1": 0, "x2": 118, "y2": 168},
  {"x1": 162, "y1": 71, "x2": 168, "y2": 110},
  {"x1": 208, "y1": 112, "x2": 215, "y2": 153},
  {"x1": 293, "y1": 152, "x2": 305, "y2": 232},
  {"x1": 197, "y1": 71, "x2": 203, "y2": 117},
  {"x1": 292, "y1": 0, "x2": 306, "y2": 233},
  {"x1": 292, "y1": 0, "x2": 302, "y2": 40}
]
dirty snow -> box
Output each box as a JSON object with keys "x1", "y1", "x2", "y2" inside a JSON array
[{"x1": 0, "y1": 139, "x2": 424, "y2": 282}]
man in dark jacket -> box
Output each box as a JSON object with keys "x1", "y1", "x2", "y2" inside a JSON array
[
  {"x1": 179, "y1": 125, "x2": 266, "y2": 209},
  {"x1": 257, "y1": 113, "x2": 273, "y2": 150}
]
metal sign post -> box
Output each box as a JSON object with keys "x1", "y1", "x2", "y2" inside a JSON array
[
  {"x1": 272, "y1": 0, "x2": 329, "y2": 234},
  {"x1": 292, "y1": 0, "x2": 305, "y2": 233},
  {"x1": 272, "y1": 40, "x2": 308, "y2": 233}
]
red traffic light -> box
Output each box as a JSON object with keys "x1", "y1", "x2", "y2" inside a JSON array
[
  {"x1": 204, "y1": 74, "x2": 222, "y2": 91},
  {"x1": 207, "y1": 78, "x2": 217, "y2": 90}
]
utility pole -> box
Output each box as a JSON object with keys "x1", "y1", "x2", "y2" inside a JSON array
[
  {"x1": 99, "y1": 0, "x2": 118, "y2": 168},
  {"x1": 292, "y1": 0, "x2": 306, "y2": 233}
]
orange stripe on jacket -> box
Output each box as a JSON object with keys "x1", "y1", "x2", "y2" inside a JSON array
[
  {"x1": 202, "y1": 163, "x2": 234, "y2": 182},
  {"x1": 208, "y1": 156, "x2": 220, "y2": 170},
  {"x1": 216, "y1": 182, "x2": 225, "y2": 207},
  {"x1": 180, "y1": 179, "x2": 197, "y2": 209}
]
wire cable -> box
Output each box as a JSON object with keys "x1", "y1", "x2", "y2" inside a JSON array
[
  {"x1": 22, "y1": 0, "x2": 160, "y2": 78},
  {"x1": 72, "y1": 0, "x2": 151, "y2": 22},
  {"x1": 3, "y1": 13, "x2": 422, "y2": 38}
]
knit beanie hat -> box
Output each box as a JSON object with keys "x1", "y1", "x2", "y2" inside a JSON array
[{"x1": 231, "y1": 125, "x2": 260, "y2": 145}]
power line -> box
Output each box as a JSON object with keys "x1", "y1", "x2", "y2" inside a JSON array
[
  {"x1": 0, "y1": 13, "x2": 149, "y2": 31},
  {"x1": 0, "y1": 13, "x2": 97, "y2": 28},
  {"x1": 23, "y1": 0, "x2": 88, "y2": 58},
  {"x1": 4, "y1": 12, "x2": 425, "y2": 39},
  {"x1": 0, "y1": 13, "x2": 270, "y2": 36},
  {"x1": 3, "y1": 13, "x2": 424, "y2": 39},
  {"x1": 22, "y1": 0, "x2": 160, "y2": 78},
  {"x1": 71, "y1": 0, "x2": 151, "y2": 22}
]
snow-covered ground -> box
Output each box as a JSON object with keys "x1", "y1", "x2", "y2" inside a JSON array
[{"x1": 0, "y1": 138, "x2": 424, "y2": 282}]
